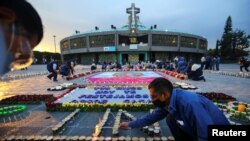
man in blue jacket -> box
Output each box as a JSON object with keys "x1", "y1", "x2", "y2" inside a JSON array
[{"x1": 120, "y1": 77, "x2": 229, "y2": 141}]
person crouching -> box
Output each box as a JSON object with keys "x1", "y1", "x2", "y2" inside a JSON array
[
  {"x1": 47, "y1": 60, "x2": 61, "y2": 81},
  {"x1": 188, "y1": 64, "x2": 206, "y2": 82}
]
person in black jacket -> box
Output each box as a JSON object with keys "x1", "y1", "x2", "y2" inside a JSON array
[
  {"x1": 66, "y1": 59, "x2": 76, "y2": 75},
  {"x1": 47, "y1": 61, "x2": 61, "y2": 81}
]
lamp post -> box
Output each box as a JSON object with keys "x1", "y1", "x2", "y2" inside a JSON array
[{"x1": 53, "y1": 35, "x2": 56, "y2": 53}]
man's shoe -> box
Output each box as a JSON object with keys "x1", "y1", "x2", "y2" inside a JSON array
[
  {"x1": 53, "y1": 79, "x2": 58, "y2": 82},
  {"x1": 47, "y1": 76, "x2": 51, "y2": 80}
]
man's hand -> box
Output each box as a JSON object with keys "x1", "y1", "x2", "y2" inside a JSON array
[{"x1": 119, "y1": 122, "x2": 130, "y2": 130}]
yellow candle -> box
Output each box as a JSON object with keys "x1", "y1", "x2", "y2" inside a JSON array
[{"x1": 238, "y1": 104, "x2": 246, "y2": 112}]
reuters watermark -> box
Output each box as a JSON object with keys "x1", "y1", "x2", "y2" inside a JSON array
[{"x1": 208, "y1": 125, "x2": 249, "y2": 141}]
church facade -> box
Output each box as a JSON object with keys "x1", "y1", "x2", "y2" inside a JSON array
[{"x1": 60, "y1": 3, "x2": 207, "y2": 65}]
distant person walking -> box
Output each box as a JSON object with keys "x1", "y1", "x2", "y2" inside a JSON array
[
  {"x1": 200, "y1": 55, "x2": 206, "y2": 70},
  {"x1": 215, "y1": 56, "x2": 220, "y2": 71},
  {"x1": 239, "y1": 57, "x2": 249, "y2": 72}
]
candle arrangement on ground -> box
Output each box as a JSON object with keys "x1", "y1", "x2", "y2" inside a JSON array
[
  {"x1": 2, "y1": 135, "x2": 176, "y2": 141},
  {"x1": 214, "y1": 101, "x2": 250, "y2": 125},
  {"x1": 0, "y1": 94, "x2": 54, "y2": 104},
  {"x1": 172, "y1": 82, "x2": 197, "y2": 90},
  {"x1": 112, "y1": 109, "x2": 123, "y2": 137},
  {"x1": 0, "y1": 71, "x2": 49, "y2": 81},
  {"x1": 195, "y1": 92, "x2": 250, "y2": 124},
  {"x1": 47, "y1": 83, "x2": 77, "y2": 91},
  {"x1": 111, "y1": 109, "x2": 170, "y2": 139},
  {"x1": 204, "y1": 70, "x2": 250, "y2": 79},
  {"x1": 52, "y1": 109, "x2": 80, "y2": 135},
  {"x1": 92, "y1": 108, "x2": 111, "y2": 137},
  {"x1": 0, "y1": 105, "x2": 26, "y2": 116}
]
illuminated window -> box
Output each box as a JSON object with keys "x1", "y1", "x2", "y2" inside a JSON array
[
  {"x1": 152, "y1": 34, "x2": 178, "y2": 46},
  {"x1": 89, "y1": 34, "x2": 115, "y2": 47},
  {"x1": 199, "y1": 39, "x2": 207, "y2": 49},
  {"x1": 180, "y1": 36, "x2": 197, "y2": 48},
  {"x1": 61, "y1": 40, "x2": 69, "y2": 50},
  {"x1": 70, "y1": 37, "x2": 87, "y2": 49},
  {"x1": 129, "y1": 37, "x2": 137, "y2": 43}
]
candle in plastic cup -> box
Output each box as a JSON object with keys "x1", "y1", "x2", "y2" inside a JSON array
[{"x1": 238, "y1": 103, "x2": 246, "y2": 112}]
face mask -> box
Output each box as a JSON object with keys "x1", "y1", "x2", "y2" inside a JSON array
[
  {"x1": 0, "y1": 24, "x2": 13, "y2": 75},
  {"x1": 152, "y1": 99, "x2": 166, "y2": 108},
  {"x1": 8, "y1": 24, "x2": 33, "y2": 71}
]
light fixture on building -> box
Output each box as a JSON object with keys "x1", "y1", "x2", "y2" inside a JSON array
[
  {"x1": 131, "y1": 29, "x2": 136, "y2": 33},
  {"x1": 111, "y1": 25, "x2": 116, "y2": 29},
  {"x1": 75, "y1": 30, "x2": 80, "y2": 34}
]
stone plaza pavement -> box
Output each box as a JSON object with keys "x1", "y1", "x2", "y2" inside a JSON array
[
  {"x1": 0, "y1": 64, "x2": 249, "y2": 137},
  {"x1": 0, "y1": 64, "x2": 249, "y2": 103}
]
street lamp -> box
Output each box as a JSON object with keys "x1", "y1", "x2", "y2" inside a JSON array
[{"x1": 53, "y1": 35, "x2": 56, "y2": 53}]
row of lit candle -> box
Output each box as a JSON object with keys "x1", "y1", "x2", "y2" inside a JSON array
[
  {"x1": 204, "y1": 70, "x2": 250, "y2": 78},
  {"x1": 93, "y1": 108, "x2": 111, "y2": 137},
  {"x1": 0, "y1": 71, "x2": 49, "y2": 81},
  {"x1": 3, "y1": 135, "x2": 175, "y2": 141},
  {"x1": 112, "y1": 109, "x2": 123, "y2": 137},
  {"x1": 52, "y1": 109, "x2": 80, "y2": 135},
  {"x1": 122, "y1": 110, "x2": 137, "y2": 121}
]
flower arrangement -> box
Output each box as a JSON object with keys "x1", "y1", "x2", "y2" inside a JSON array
[
  {"x1": 46, "y1": 102, "x2": 154, "y2": 112},
  {"x1": 45, "y1": 85, "x2": 154, "y2": 111},
  {"x1": 159, "y1": 70, "x2": 185, "y2": 80},
  {"x1": 65, "y1": 69, "x2": 182, "y2": 81},
  {"x1": 197, "y1": 92, "x2": 236, "y2": 103},
  {"x1": 0, "y1": 94, "x2": 54, "y2": 104}
]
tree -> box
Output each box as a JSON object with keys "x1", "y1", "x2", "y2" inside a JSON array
[
  {"x1": 215, "y1": 39, "x2": 220, "y2": 56},
  {"x1": 220, "y1": 16, "x2": 233, "y2": 58},
  {"x1": 232, "y1": 29, "x2": 249, "y2": 58}
]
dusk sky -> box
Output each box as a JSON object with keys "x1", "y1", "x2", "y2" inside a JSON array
[{"x1": 27, "y1": 0, "x2": 250, "y2": 53}]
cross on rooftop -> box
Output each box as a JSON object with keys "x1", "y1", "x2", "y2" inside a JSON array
[{"x1": 126, "y1": 3, "x2": 140, "y2": 33}]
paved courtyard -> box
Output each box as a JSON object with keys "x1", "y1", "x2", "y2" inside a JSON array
[
  {"x1": 0, "y1": 64, "x2": 249, "y2": 138},
  {"x1": 1, "y1": 64, "x2": 249, "y2": 102}
]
